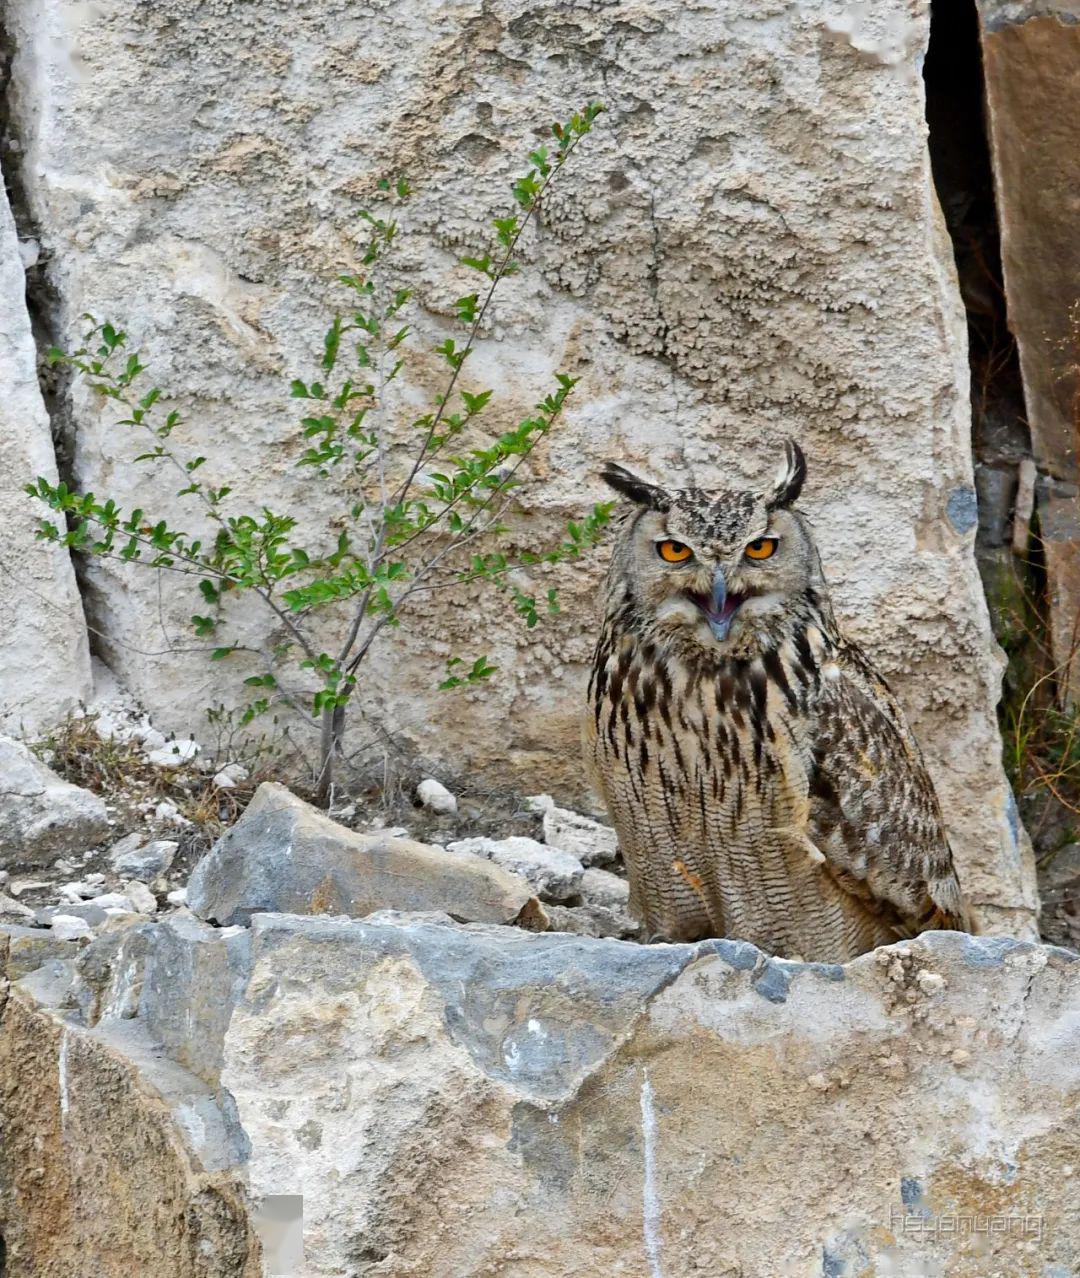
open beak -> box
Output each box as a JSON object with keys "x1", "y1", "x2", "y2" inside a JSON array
[{"x1": 701, "y1": 568, "x2": 742, "y2": 641}]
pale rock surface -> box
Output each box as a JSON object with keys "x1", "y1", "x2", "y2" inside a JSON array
[
  {"x1": 188, "y1": 782, "x2": 537, "y2": 927},
  {"x1": 0, "y1": 736, "x2": 110, "y2": 867},
  {"x1": 2, "y1": 0, "x2": 1035, "y2": 931},
  {"x1": 4, "y1": 919, "x2": 1077, "y2": 1275},
  {"x1": 447, "y1": 834, "x2": 584, "y2": 901},
  {"x1": 0, "y1": 177, "x2": 91, "y2": 734}
]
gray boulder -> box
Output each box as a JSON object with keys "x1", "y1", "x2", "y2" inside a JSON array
[
  {"x1": 108, "y1": 835, "x2": 178, "y2": 880},
  {"x1": 187, "y1": 783, "x2": 537, "y2": 928},
  {"x1": 0, "y1": 736, "x2": 110, "y2": 867}
]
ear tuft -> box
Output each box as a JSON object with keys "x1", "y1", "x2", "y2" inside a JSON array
[
  {"x1": 600, "y1": 462, "x2": 672, "y2": 511},
  {"x1": 766, "y1": 438, "x2": 807, "y2": 509}
]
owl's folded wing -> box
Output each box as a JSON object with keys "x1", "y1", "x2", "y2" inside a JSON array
[{"x1": 804, "y1": 641, "x2": 973, "y2": 938}]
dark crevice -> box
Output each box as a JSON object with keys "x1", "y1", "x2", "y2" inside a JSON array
[
  {"x1": 922, "y1": 1, "x2": 1046, "y2": 694},
  {"x1": 1, "y1": 25, "x2": 105, "y2": 667},
  {"x1": 0, "y1": 35, "x2": 78, "y2": 484},
  {"x1": 923, "y1": 1, "x2": 1076, "y2": 926}
]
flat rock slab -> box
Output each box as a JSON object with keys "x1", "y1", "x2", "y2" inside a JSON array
[{"x1": 187, "y1": 782, "x2": 536, "y2": 928}]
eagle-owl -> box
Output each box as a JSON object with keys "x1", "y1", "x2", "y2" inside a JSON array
[{"x1": 583, "y1": 440, "x2": 972, "y2": 963}]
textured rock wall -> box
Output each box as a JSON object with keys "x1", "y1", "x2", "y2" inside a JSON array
[
  {"x1": 0, "y1": 181, "x2": 91, "y2": 732},
  {"x1": 3, "y1": 918, "x2": 1078, "y2": 1276},
  {"x1": 1, "y1": 0, "x2": 1035, "y2": 926}
]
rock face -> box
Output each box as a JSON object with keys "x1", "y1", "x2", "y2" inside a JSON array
[
  {"x1": 0, "y1": 735, "x2": 110, "y2": 867},
  {"x1": 977, "y1": 2, "x2": 1080, "y2": 705},
  {"x1": 0, "y1": 180, "x2": 91, "y2": 733},
  {"x1": 1, "y1": 0, "x2": 1035, "y2": 931},
  {"x1": 2, "y1": 918, "x2": 1077, "y2": 1276},
  {"x1": 187, "y1": 782, "x2": 537, "y2": 927}
]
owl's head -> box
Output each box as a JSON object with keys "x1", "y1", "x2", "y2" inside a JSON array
[{"x1": 600, "y1": 439, "x2": 827, "y2": 656}]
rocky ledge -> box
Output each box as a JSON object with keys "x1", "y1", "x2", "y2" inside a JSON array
[{"x1": 1, "y1": 899, "x2": 1077, "y2": 1275}]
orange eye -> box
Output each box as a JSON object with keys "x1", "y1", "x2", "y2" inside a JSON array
[
  {"x1": 745, "y1": 537, "x2": 778, "y2": 561},
  {"x1": 657, "y1": 539, "x2": 694, "y2": 564}
]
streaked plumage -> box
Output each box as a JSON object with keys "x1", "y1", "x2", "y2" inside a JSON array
[{"x1": 583, "y1": 440, "x2": 972, "y2": 962}]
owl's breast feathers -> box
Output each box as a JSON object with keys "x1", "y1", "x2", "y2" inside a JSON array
[{"x1": 585, "y1": 610, "x2": 972, "y2": 961}]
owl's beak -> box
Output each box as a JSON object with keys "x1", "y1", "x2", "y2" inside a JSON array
[
  {"x1": 706, "y1": 568, "x2": 737, "y2": 641},
  {"x1": 687, "y1": 569, "x2": 744, "y2": 641}
]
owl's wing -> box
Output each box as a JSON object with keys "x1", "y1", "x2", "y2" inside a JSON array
[{"x1": 803, "y1": 640, "x2": 972, "y2": 938}]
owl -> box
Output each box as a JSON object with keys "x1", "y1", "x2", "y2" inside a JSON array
[{"x1": 583, "y1": 440, "x2": 973, "y2": 963}]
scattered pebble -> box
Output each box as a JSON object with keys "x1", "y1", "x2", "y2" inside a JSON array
[
  {"x1": 417, "y1": 778, "x2": 458, "y2": 815},
  {"x1": 166, "y1": 887, "x2": 188, "y2": 908}
]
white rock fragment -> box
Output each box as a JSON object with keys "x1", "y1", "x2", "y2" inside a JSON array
[
  {"x1": 146, "y1": 739, "x2": 200, "y2": 768},
  {"x1": 166, "y1": 887, "x2": 188, "y2": 908},
  {"x1": 51, "y1": 914, "x2": 93, "y2": 941},
  {"x1": 579, "y1": 867, "x2": 631, "y2": 910},
  {"x1": 447, "y1": 836, "x2": 583, "y2": 901},
  {"x1": 123, "y1": 880, "x2": 158, "y2": 915},
  {"x1": 536, "y1": 802, "x2": 619, "y2": 868},
  {"x1": 417, "y1": 778, "x2": 458, "y2": 815}
]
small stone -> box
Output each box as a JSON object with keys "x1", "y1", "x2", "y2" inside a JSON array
[
  {"x1": 807, "y1": 1073, "x2": 831, "y2": 1091},
  {"x1": 417, "y1": 778, "x2": 458, "y2": 815},
  {"x1": 53, "y1": 858, "x2": 75, "y2": 875},
  {"x1": 446, "y1": 836, "x2": 584, "y2": 901},
  {"x1": 579, "y1": 867, "x2": 630, "y2": 910},
  {"x1": 110, "y1": 836, "x2": 178, "y2": 879},
  {"x1": 166, "y1": 887, "x2": 188, "y2": 907},
  {"x1": 51, "y1": 914, "x2": 94, "y2": 941},
  {"x1": 146, "y1": 739, "x2": 200, "y2": 768},
  {"x1": 951, "y1": 1049, "x2": 971, "y2": 1066},
  {"x1": 123, "y1": 880, "x2": 158, "y2": 915},
  {"x1": 916, "y1": 971, "x2": 945, "y2": 993}
]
